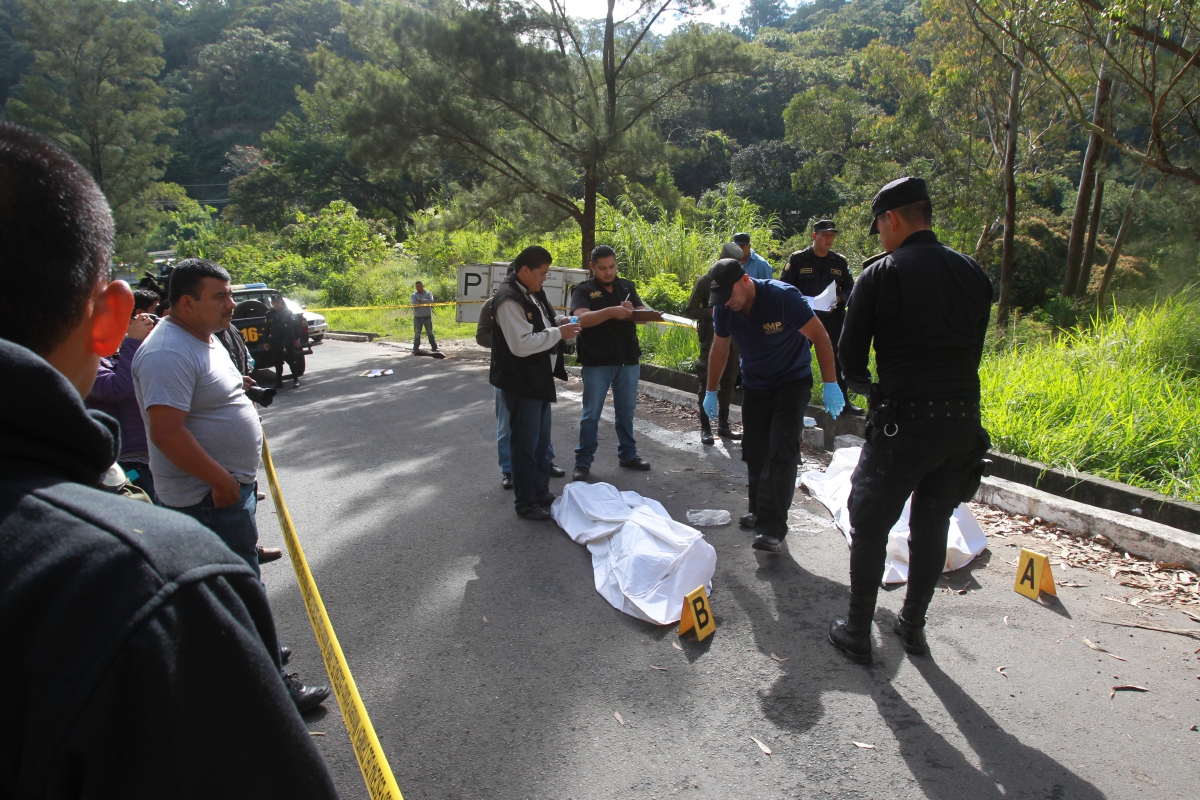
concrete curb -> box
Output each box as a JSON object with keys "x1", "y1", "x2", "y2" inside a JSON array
[
  {"x1": 326, "y1": 332, "x2": 372, "y2": 343},
  {"x1": 976, "y1": 476, "x2": 1200, "y2": 573}
]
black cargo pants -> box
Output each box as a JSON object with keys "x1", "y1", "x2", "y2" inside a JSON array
[
  {"x1": 741, "y1": 376, "x2": 812, "y2": 540},
  {"x1": 848, "y1": 418, "x2": 990, "y2": 597}
]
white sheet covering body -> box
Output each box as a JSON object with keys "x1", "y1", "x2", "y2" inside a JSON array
[
  {"x1": 551, "y1": 482, "x2": 717, "y2": 625},
  {"x1": 800, "y1": 447, "x2": 987, "y2": 585}
]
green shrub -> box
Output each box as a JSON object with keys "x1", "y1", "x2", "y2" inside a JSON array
[{"x1": 637, "y1": 273, "x2": 691, "y2": 314}]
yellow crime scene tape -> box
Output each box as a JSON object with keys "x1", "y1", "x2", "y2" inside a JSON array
[
  {"x1": 262, "y1": 438, "x2": 404, "y2": 800},
  {"x1": 309, "y1": 300, "x2": 696, "y2": 327}
]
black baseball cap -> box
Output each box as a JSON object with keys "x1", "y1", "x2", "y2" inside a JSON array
[
  {"x1": 708, "y1": 258, "x2": 746, "y2": 306},
  {"x1": 813, "y1": 219, "x2": 837, "y2": 233},
  {"x1": 869, "y1": 176, "x2": 930, "y2": 234},
  {"x1": 731, "y1": 232, "x2": 751, "y2": 245}
]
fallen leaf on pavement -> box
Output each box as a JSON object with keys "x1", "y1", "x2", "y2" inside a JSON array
[
  {"x1": 1082, "y1": 637, "x2": 1127, "y2": 661},
  {"x1": 613, "y1": 712, "x2": 624, "y2": 725},
  {"x1": 1003, "y1": 616, "x2": 1009, "y2": 626},
  {"x1": 672, "y1": 641, "x2": 683, "y2": 651},
  {"x1": 482, "y1": 616, "x2": 488, "y2": 623},
  {"x1": 750, "y1": 736, "x2": 772, "y2": 755},
  {"x1": 771, "y1": 653, "x2": 789, "y2": 662},
  {"x1": 649, "y1": 665, "x2": 667, "y2": 671},
  {"x1": 852, "y1": 742, "x2": 875, "y2": 749},
  {"x1": 309, "y1": 732, "x2": 325, "y2": 736},
  {"x1": 1110, "y1": 685, "x2": 1150, "y2": 699},
  {"x1": 997, "y1": 666, "x2": 1008, "y2": 677}
]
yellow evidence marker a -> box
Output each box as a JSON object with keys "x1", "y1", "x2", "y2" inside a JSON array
[
  {"x1": 1013, "y1": 548, "x2": 1057, "y2": 600},
  {"x1": 678, "y1": 585, "x2": 715, "y2": 642}
]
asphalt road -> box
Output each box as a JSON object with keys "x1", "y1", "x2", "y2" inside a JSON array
[{"x1": 257, "y1": 340, "x2": 1199, "y2": 800}]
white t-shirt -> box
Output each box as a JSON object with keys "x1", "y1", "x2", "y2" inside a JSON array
[{"x1": 132, "y1": 318, "x2": 263, "y2": 507}]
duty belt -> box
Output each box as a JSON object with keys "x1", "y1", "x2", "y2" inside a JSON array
[{"x1": 895, "y1": 400, "x2": 980, "y2": 420}]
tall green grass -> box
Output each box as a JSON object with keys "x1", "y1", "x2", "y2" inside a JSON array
[
  {"x1": 319, "y1": 305, "x2": 477, "y2": 343},
  {"x1": 981, "y1": 297, "x2": 1200, "y2": 502},
  {"x1": 637, "y1": 324, "x2": 702, "y2": 372}
]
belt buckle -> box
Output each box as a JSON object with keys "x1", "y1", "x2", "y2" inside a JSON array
[{"x1": 884, "y1": 422, "x2": 899, "y2": 437}]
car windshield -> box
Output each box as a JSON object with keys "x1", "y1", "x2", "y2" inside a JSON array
[{"x1": 233, "y1": 291, "x2": 305, "y2": 315}]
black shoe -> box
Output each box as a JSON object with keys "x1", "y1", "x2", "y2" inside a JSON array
[
  {"x1": 572, "y1": 466, "x2": 590, "y2": 482},
  {"x1": 536, "y1": 493, "x2": 556, "y2": 507},
  {"x1": 283, "y1": 672, "x2": 330, "y2": 713},
  {"x1": 699, "y1": 406, "x2": 715, "y2": 445},
  {"x1": 431, "y1": 346, "x2": 439, "y2": 352},
  {"x1": 281, "y1": 645, "x2": 292, "y2": 665},
  {"x1": 517, "y1": 505, "x2": 552, "y2": 521},
  {"x1": 893, "y1": 614, "x2": 928, "y2": 655},
  {"x1": 828, "y1": 620, "x2": 873, "y2": 664},
  {"x1": 845, "y1": 403, "x2": 865, "y2": 416},
  {"x1": 828, "y1": 593, "x2": 877, "y2": 665},
  {"x1": 739, "y1": 512, "x2": 757, "y2": 529},
  {"x1": 619, "y1": 456, "x2": 651, "y2": 471},
  {"x1": 717, "y1": 407, "x2": 742, "y2": 440},
  {"x1": 751, "y1": 533, "x2": 782, "y2": 552},
  {"x1": 292, "y1": 377, "x2": 299, "y2": 388},
  {"x1": 273, "y1": 379, "x2": 284, "y2": 389},
  {"x1": 501, "y1": 472, "x2": 513, "y2": 490},
  {"x1": 549, "y1": 462, "x2": 566, "y2": 478}
]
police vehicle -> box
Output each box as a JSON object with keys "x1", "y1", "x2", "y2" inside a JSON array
[{"x1": 230, "y1": 284, "x2": 325, "y2": 372}]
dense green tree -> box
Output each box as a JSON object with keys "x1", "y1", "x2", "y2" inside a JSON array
[
  {"x1": 6, "y1": 0, "x2": 182, "y2": 264},
  {"x1": 740, "y1": 0, "x2": 791, "y2": 36},
  {"x1": 332, "y1": 0, "x2": 750, "y2": 267}
]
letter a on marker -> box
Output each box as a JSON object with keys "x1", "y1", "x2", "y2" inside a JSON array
[
  {"x1": 678, "y1": 585, "x2": 716, "y2": 642},
  {"x1": 1013, "y1": 548, "x2": 1056, "y2": 600}
]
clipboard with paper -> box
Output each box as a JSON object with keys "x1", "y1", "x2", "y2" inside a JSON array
[{"x1": 804, "y1": 281, "x2": 838, "y2": 312}]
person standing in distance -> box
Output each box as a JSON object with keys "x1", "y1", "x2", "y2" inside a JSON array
[
  {"x1": 827, "y1": 177, "x2": 993, "y2": 665},
  {"x1": 780, "y1": 219, "x2": 864, "y2": 416},
  {"x1": 264, "y1": 294, "x2": 302, "y2": 388},
  {"x1": 704, "y1": 259, "x2": 842, "y2": 552},
  {"x1": 732, "y1": 232, "x2": 774, "y2": 279},
  {"x1": 411, "y1": 280, "x2": 438, "y2": 352},
  {"x1": 490, "y1": 246, "x2": 581, "y2": 519},
  {"x1": 684, "y1": 261, "x2": 741, "y2": 445},
  {"x1": 0, "y1": 121, "x2": 337, "y2": 796},
  {"x1": 569, "y1": 245, "x2": 652, "y2": 481}
]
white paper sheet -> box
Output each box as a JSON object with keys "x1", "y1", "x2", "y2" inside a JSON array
[
  {"x1": 800, "y1": 447, "x2": 987, "y2": 585},
  {"x1": 804, "y1": 281, "x2": 838, "y2": 312}
]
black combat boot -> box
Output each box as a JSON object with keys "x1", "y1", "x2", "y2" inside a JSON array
[
  {"x1": 699, "y1": 405, "x2": 715, "y2": 445},
  {"x1": 892, "y1": 592, "x2": 934, "y2": 655},
  {"x1": 828, "y1": 592, "x2": 877, "y2": 664},
  {"x1": 717, "y1": 406, "x2": 741, "y2": 439}
]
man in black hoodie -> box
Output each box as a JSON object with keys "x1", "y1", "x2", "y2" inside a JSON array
[{"x1": 0, "y1": 122, "x2": 338, "y2": 796}]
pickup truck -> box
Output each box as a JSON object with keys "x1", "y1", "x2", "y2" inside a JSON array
[{"x1": 230, "y1": 284, "x2": 315, "y2": 372}]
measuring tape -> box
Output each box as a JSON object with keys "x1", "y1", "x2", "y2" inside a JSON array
[{"x1": 262, "y1": 438, "x2": 404, "y2": 800}]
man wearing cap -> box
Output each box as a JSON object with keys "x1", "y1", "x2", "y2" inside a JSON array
[
  {"x1": 703, "y1": 259, "x2": 842, "y2": 552},
  {"x1": 827, "y1": 176, "x2": 993, "y2": 665},
  {"x1": 780, "y1": 219, "x2": 863, "y2": 416},
  {"x1": 732, "y1": 232, "x2": 773, "y2": 279},
  {"x1": 684, "y1": 259, "x2": 741, "y2": 445}
]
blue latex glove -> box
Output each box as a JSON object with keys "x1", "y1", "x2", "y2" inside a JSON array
[
  {"x1": 702, "y1": 390, "x2": 719, "y2": 420},
  {"x1": 822, "y1": 382, "x2": 845, "y2": 419}
]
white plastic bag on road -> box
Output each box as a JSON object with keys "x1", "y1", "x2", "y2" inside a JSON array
[
  {"x1": 800, "y1": 447, "x2": 987, "y2": 585},
  {"x1": 551, "y1": 482, "x2": 717, "y2": 625}
]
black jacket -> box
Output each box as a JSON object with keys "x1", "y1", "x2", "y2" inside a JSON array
[
  {"x1": 488, "y1": 275, "x2": 567, "y2": 402},
  {"x1": 780, "y1": 247, "x2": 854, "y2": 310},
  {"x1": 265, "y1": 307, "x2": 301, "y2": 345},
  {"x1": 569, "y1": 277, "x2": 642, "y2": 367},
  {"x1": 839, "y1": 230, "x2": 992, "y2": 402},
  {"x1": 0, "y1": 339, "x2": 337, "y2": 798}
]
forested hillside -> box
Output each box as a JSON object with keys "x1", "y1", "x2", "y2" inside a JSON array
[{"x1": 2, "y1": 0, "x2": 1198, "y2": 320}]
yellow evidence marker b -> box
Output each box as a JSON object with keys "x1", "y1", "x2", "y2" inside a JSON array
[
  {"x1": 1013, "y1": 548, "x2": 1057, "y2": 600},
  {"x1": 678, "y1": 585, "x2": 715, "y2": 641}
]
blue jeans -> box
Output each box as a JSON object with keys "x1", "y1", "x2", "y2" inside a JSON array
[
  {"x1": 168, "y1": 481, "x2": 260, "y2": 578},
  {"x1": 575, "y1": 364, "x2": 640, "y2": 468},
  {"x1": 503, "y1": 390, "x2": 553, "y2": 512},
  {"x1": 496, "y1": 386, "x2": 553, "y2": 473}
]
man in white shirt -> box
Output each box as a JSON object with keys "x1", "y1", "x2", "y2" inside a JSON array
[{"x1": 488, "y1": 246, "x2": 581, "y2": 519}]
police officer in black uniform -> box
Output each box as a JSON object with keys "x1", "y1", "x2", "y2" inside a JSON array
[
  {"x1": 779, "y1": 219, "x2": 863, "y2": 415},
  {"x1": 265, "y1": 294, "x2": 303, "y2": 388},
  {"x1": 827, "y1": 177, "x2": 993, "y2": 665}
]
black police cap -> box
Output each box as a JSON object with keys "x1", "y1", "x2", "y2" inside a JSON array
[
  {"x1": 869, "y1": 176, "x2": 930, "y2": 234},
  {"x1": 731, "y1": 232, "x2": 751, "y2": 245},
  {"x1": 813, "y1": 219, "x2": 837, "y2": 233},
  {"x1": 708, "y1": 258, "x2": 746, "y2": 306}
]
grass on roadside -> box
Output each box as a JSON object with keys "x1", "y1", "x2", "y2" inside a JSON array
[{"x1": 318, "y1": 305, "x2": 477, "y2": 343}]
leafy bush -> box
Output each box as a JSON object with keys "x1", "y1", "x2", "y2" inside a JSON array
[{"x1": 636, "y1": 273, "x2": 691, "y2": 314}]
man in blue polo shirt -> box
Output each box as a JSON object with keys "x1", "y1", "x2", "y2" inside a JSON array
[{"x1": 703, "y1": 259, "x2": 843, "y2": 552}]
